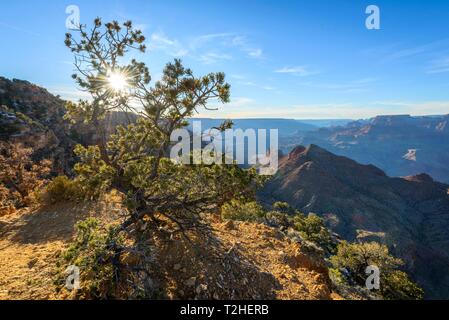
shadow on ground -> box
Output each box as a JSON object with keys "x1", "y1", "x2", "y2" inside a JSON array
[{"x1": 3, "y1": 201, "x2": 121, "y2": 244}]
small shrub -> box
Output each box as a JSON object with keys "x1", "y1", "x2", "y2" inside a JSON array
[
  {"x1": 293, "y1": 213, "x2": 336, "y2": 253},
  {"x1": 0, "y1": 142, "x2": 52, "y2": 208},
  {"x1": 56, "y1": 218, "x2": 125, "y2": 299},
  {"x1": 382, "y1": 270, "x2": 424, "y2": 300},
  {"x1": 265, "y1": 210, "x2": 291, "y2": 229},
  {"x1": 272, "y1": 202, "x2": 294, "y2": 214},
  {"x1": 56, "y1": 218, "x2": 154, "y2": 299},
  {"x1": 38, "y1": 176, "x2": 82, "y2": 204},
  {"x1": 330, "y1": 241, "x2": 424, "y2": 300},
  {"x1": 328, "y1": 267, "x2": 346, "y2": 286},
  {"x1": 221, "y1": 199, "x2": 265, "y2": 222}
]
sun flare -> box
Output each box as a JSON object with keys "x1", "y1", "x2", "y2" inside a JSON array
[{"x1": 107, "y1": 71, "x2": 129, "y2": 92}]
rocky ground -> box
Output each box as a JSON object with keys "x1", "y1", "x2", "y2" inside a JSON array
[
  {"x1": 151, "y1": 216, "x2": 336, "y2": 300},
  {"x1": 0, "y1": 200, "x2": 337, "y2": 300}
]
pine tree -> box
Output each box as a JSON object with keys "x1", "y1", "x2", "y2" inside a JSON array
[{"x1": 64, "y1": 18, "x2": 261, "y2": 236}]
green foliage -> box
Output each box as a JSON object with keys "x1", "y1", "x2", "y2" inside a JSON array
[
  {"x1": 15, "y1": 112, "x2": 46, "y2": 130},
  {"x1": 382, "y1": 270, "x2": 424, "y2": 300},
  {"x1": 221, "y1": 199, "x2": 337, "y2": 255},
  {"x1": 293, "y1": 213, "x2": 336, "y2": 253},
  {"x1": 330, "y1": 241, "x2": 424, "y2": 300},
  {"x1": 272, "y1": 201, "x2": 295, "y2": 214},
  {"x1": 59, "y1": 18, "x2": 264, "y2": 298},
  {"x1": 57, "y1": 218, "x2": 126, "y2": 299},
  {"x1": 330, "y1": 241, "x2": 401, "y2": 278},
  {"x1": 38, "y1": 176, "x2": 83, "y2": 204},
  {"x1": 328, "y1": 267, "x2": 347, "y2": 287},
  {"x1": 63, "y1": 18, "x2": 258, "y2": 232},
  {"x1": 264, "y1": 202, "x2": 338, "y2": 253},
  {"x1": 221, "y1": 199, "x2": 265, "y2": 222},
  {"x1": 0, "y1": 109, "x2": 46, "y2": 137},
  {"x1": 73, "y1": 145, "x2": 115, "y2": 198},
  {"x1": 265, "y1": 210, "x2": 291, "y2": 229}
]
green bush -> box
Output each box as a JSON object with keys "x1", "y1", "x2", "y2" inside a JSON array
[
  {"x1": 382, "y1": 270, "x2": 424, "y2": 300},
  {"x1": 265, "y1": 210, "x2": 291, "y2": 229},
  {"x1": 272, "y1": 202, "x2": 295, "y2": 214},
  {"x1": 330, "y1": 241, "x2": 424, "y2": 300},
  {"x1": 293, "y1": 213, "x2": 336, "y2": 253},
  {"x1": 57, "y1": 218, "x2": 156, "y2": 299},
  {"x1": 39, "y1": 176, "x2": 82, "y2": 204},
  {"x1": 221, "y1": 199, "x2": 265, "y2": 222},
  {"x1": 15, "y1": 112, "x2": 46, "y2": 130},
  {"x1": 56, "y1": 218, "x2": 126, "y2": 299}
]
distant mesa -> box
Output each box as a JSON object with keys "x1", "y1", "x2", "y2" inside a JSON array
[{"x1": 289, "y1": 113, "x2": 449, "y2": 184}]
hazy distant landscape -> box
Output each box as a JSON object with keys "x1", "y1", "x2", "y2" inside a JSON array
[{"x1": 190, "y1": 115, "x2": 449, "y2": 184}]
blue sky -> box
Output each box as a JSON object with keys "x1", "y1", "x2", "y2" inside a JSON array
[{"x1": 1, "y1": 0, "x2": 449, "y2": 119}]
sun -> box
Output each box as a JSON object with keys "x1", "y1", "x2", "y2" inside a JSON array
[{"x1": 107, "y1": 71, "x2": 129, "y2": 92}]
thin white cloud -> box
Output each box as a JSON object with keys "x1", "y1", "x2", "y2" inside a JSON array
[
  {"x1": 387, "y1": 44, "x2": 434, "y2": 61},
  {"x1": 228, "y1": 35, "x2": 263, "y2": 59},
  {"x1": 275, "y1": 66, "x2": 317, "y2": 76},
  {"x1": 190, "y1": 33, "x2": 263, "y2": 60},
  {"x1": 0, "y1": 21, "x2": 41, "y2": 37},
  {"x1": 213, "y1": 103, "x2": 368, "y2": 119},
  {"x1": 197, "y1": 100, "x2": 449, "y2": 119},
  {"x1": 237, "y1": 81, "x2": 277, "y2": 92},
  {"x1": 372, "y1": 39, "x2": 449, "y2": 74},
  {"x1": 148, "y1": 31, "x2": 188, "y2": 57},
  {"x1": 199, "y1": 52, "x2": 232, "y2": 65},
  {"x1": 426, "y1": 57, "x2": 449, "y2": 74},
  {"x1": 232, "y1": 75, "x2": 277, "y2": 92},
  {"x1": 226, "y1": 97, "x2": 255, "y2": 108},
  {"x1": 190, "y1": 33, "x2": 234, "y2": 49},
  {"x1": 383, "y1": 39, "x2": 449, "y2": 61},
  {"x1": 371, "y1": 100, "x2": 411, "y2": 107},
  {"x1": 297, "y1": 78, "x2": 377, "y2": 93},
  {"x1": 231, "y1": 74, "x2": 247, "y2": 80},
  {"x1": 236, "y1": 80, "x2": 256, "y2": 86},
  {"x1": 372, "y1": 101, "x2": 449, "y2": 115},
  {"x1": 133, "y1": 23, "x2": 148, "y2": 32},
  {"x1": 247, "y1": 48, "x2": 263, "y2": 58},
  {"x1": 200, "y1": 97, "x2": 255, "y2": 117},
  {"x1": 147, "y1": 31, "x2": 262, "y2": 63}
]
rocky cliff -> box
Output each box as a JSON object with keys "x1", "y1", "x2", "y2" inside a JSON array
[
  {"x1": 261, "y1": 144, "x2": 449, "y2": 298},
  {"x1": 0, "y1": 77, "x2": 137, "y2": 174}
]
